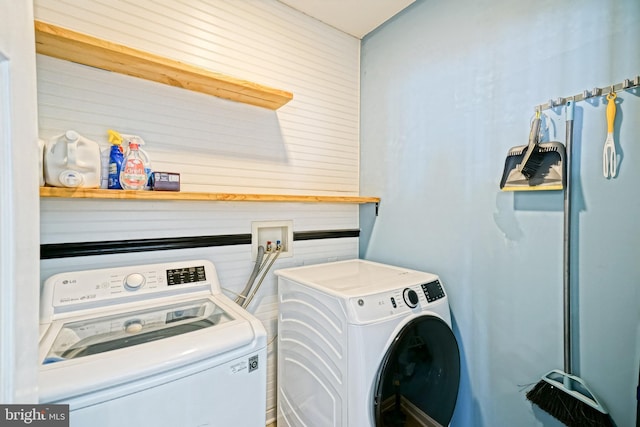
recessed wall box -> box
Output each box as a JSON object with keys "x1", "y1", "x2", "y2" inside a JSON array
[{"x1": 251, "y1": 220, "x2": 293, "y2": 259}]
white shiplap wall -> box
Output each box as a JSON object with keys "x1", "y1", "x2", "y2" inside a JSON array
[
  {"x1": 35, "y1": 0, "x2": 361, "y2": 423},
  {"x1": 35, "y1": 0, "x2": 360, "y2": 194}
]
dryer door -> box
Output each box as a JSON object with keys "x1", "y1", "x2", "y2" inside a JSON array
[{"x1": 373, "y1": 315, "x2": 460, "y2": 427}]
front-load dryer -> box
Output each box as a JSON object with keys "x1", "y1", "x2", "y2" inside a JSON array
[{"x1": 275, "y1": 259, "x2": 460, "y2": 427}]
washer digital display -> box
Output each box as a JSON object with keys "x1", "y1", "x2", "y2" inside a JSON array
[{"x1": 166, "y1": 266, "x2": 206, "y2": 286}]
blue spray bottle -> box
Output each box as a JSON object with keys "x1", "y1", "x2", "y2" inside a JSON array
[{"x1": 107, "y1": 129, "x2": 124, "y2": 189}]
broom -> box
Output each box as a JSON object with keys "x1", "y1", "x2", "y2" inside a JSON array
[{"x1": 526, "y1": 100, "x2": 614, "y2": 427}]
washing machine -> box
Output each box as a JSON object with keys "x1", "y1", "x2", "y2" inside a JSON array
[
  {"x1": 275, "y1": 259, "x2": 460, "y2": 427},
  {"x1": 39, "y1": 260, "x2": 267, "y2": 427}
]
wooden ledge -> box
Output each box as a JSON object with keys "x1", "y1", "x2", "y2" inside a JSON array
[
  {"x1": 34, "y1": 20, "x2": 293, "y2": 109},
  {"x1": 40, "y1": 187, "x2": 380, "y2": 204}
]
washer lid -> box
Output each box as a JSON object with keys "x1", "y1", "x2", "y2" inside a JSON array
[
  {"x1": 43, "y1": 298, "x2": 231, "y2": 363},
  {"x1": 39, "y1": 295, "x2": 266, "y2": 404},
  {"x1": 275, "y1": 259, "x2": 439, "y2": 297}
]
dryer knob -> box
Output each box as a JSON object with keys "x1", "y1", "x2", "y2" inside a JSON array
[
  {"x1": 403, "y1": 288, "x2": 419, "y2": 308},
  {"x1": 124, "y1": 273, "x2": 145, "y2": 291}
]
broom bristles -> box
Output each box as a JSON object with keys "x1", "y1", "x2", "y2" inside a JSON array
[{"x1": 526, "y1": 380, "x2": 614, "y2": 427}]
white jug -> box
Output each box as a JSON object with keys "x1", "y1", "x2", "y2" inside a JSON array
[
  {"x1": 44, "y1": 130, "x2": 101, "y2": 188},
  {"x1": 38, "y1": 138, "x2": 45, "y2": 187}
]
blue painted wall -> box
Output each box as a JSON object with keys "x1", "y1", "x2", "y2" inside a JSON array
[{"x1": 360, "y1": 1, "x2": 639, "y2": 425}]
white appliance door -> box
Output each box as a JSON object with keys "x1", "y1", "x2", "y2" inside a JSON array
[
  {"x1": 39, "y1": 297, "x2": 259, "y2": 403},
  {"x1": 43, "y1": 298, "x2": 232, "y2": 362},
  {"x1": 372, "y1": 315, "x2": 460, "y2": 427}
]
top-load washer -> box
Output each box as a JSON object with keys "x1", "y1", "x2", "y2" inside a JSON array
[
  {"x1": 39, "y1": 259, "x2": 267, "y2": 427},
  {"x1": 275, "y1": 259, "x2": 460, "y2": 427}
]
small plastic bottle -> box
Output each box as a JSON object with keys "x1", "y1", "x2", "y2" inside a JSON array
[
  {"x1": 136, "y1": 138, "x2": 152, "y2": 189},
  {"x1": 120, "y1": 134, "x2": 152, "y2": 189},
  {"x1": 107, "y1": 130, "x2": 124, "y2": 189},
  {"x1": 119, "y1": 139, "x2": 147, "y2": 190}
]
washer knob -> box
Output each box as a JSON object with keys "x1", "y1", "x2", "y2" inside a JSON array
[
  {"x1": 124, "y1": 320, "x2": 143, "y2": 334},
  {"x1": 124, "y1": 273, "x2": 145, "y2": 291},
  {"x1": 403, "y1": 288, "x2": 419, "y2": 308}
]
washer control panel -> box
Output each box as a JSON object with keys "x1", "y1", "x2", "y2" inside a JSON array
[
  {"x1": 349, "y1": 279, "x2": 446, "y2": 323},
  {"x1": 123, "y1": 272, "x2": 146, "y2": 291},
  {"x1": 46, "y1": 261, "x2": 214, "y2": 311}
]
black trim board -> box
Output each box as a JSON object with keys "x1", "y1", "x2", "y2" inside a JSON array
[
  {"x1": 294, "y1": 230, "x2": 360, "y2": 241},
  {"x1": 40, "y1": 229, "x2": 360, "y2": 259}
]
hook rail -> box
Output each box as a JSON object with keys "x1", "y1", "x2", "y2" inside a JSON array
[{"x1": 536, "y1": 75, "x2": 640, "y2": 111}]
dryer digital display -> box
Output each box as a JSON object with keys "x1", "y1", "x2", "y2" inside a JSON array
[{"x1": 422, "y1": 280, "x2": 445, "y2": 302}]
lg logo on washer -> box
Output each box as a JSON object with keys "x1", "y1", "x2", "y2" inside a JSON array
[{"x1": 1, "y1": 405, "x2": 68, "y2": 426}]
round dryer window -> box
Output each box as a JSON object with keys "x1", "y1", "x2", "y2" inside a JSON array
[{"x1": 373, "y1": 315, "x2": 460, "y2": 427}]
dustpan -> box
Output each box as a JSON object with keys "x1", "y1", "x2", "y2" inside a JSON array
[
  {"x1": 499, "y1": 141, "x2": 566, "y2": 191},
  {"x1": 500, "y1": 111, "x2": 566, "y2": 191}
]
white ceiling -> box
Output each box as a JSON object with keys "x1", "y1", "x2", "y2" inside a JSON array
[{"x1": 277, "y1": 0, "x2": 415, "y2": 39}]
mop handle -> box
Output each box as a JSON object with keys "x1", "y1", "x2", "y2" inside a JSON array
[{"x1": 563, "y1": 101, "x2": 574, "y2": 374}]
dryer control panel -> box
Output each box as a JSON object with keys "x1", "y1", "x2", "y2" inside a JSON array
[{"x1": 348, "y1": 279, "x2": 447, "y2": 324}]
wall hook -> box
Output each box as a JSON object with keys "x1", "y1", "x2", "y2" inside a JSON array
[{"x1": 536, "y1": 75, "x2": 639, "y2": 111}]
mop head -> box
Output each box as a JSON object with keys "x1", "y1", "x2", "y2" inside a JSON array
[{"x1": 526, "y1": 370, "x2": 614, "y2": 427}]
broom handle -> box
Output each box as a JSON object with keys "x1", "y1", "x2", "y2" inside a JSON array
[{"x1": 563, "y1": 101, "x2": 574, "y2": 374}]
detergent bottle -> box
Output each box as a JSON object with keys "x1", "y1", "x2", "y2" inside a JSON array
[
  {"x1": 119, "y1": 138, "x2": 147, "y2": 190},
  {"x1": 43, "y1": 130, "x2": 101, "y2": 188},
  {"x1": 120, "y1": 133, "x2": 152, "y2": 189},
  {"x1": 38, "y1": 138, "x2": 45, "y2": 187},
  {"x1": 106, "y1": 130, "x2": 125, "y2": 189},
  {"x1": 134, "y1": 136, "x2": 152, "y2": 189}
]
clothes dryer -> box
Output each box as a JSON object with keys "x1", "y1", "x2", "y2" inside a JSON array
[{"x1": 275, "y1": 259, "x2": 460, "y2": 427}]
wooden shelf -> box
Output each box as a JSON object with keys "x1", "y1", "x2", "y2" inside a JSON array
[
  {"x1": 40, "y1": 187, "x2": 380, "y2": 205},
  {"x1": 34, "y1": 20, "x2": 293, "y2": 110}
]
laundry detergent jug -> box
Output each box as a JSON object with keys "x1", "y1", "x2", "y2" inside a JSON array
[
  {"x1": 44, "y1": 130, "x2": 101, "y2": 188},
  {"x1": 38, "y1": 138, "x2": 45, "y2": 187}
]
